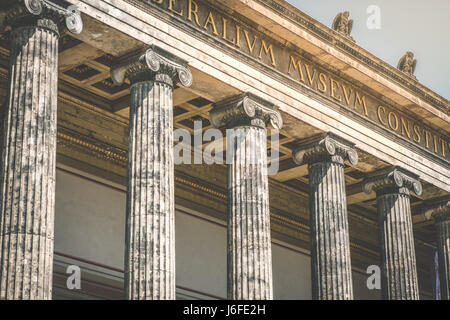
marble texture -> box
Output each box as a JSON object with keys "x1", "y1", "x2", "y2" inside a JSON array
[
  {"x1": 424, "y1": 197, "x2": 450, "y2": 300},
  {"x1": 0, "y1": 21, "x2": 58, "y2": 301},
  {"x1": 111, "y1": 46, "x2": 192, "y2": 300},
  {"x1": 364, "y1": 166, "x2": 422, "y2": 300},
  {"x1": 211, "y1": 93, "x2": 282, "y2": 300},
  {"x1": 293, "y1": 133, "x2": 358, "y2": 300}
]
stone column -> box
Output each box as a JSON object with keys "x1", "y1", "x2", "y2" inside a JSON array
[
  {"x1": 424, "y1": 196, "x2": 450, "y2": 300},
  {"x1": 293, "y1": 133, "x2": 358, "y2": 300},
  {"x1": 363, "y1": 166, "x2": 422, "y2": 300},
  {"x1": 210, "y1": 93, "x2": 282, "y2": 300},
  {"x1": 0, "y1": 0, "x2": 82, "y2": 300},
  {"x1": 111, "y1": 46, "x2": 192, "y2": 300}
]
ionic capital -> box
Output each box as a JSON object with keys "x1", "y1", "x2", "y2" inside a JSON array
[
  {"x1": 2, "y1": 0, "x2": 83, "y2": 35},
  {"x1": 111, "y1": 46, "x2": 193, "y2": 87},
  {"x1": 363, "y1": 166, "x2": 422, "y2": 196},
  {"x1": 292, "y1": 132, "x2": 358, "y2": 166},
  {"x1": 209, "y1": 93, "x2": 282, "y2": 130},
  {"x1": 423, "y1": 196, "x2": 450, "y2": 222}
]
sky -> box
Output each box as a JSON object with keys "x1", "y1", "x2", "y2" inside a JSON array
[{"x1": 286, "y1": 0, "x2": 450, "y2": 100}]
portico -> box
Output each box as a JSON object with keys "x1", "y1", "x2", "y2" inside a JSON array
[{"x1": 0, "y1": 0, "x2": 448, "y2": 300}]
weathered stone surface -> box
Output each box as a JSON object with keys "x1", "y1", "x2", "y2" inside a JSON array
[
  {"x1": 424, "y1": 196, "x2": 450, "y2": 300},
  {"x1": 211, "y1": 93, "x2": 281, "y2": 300},
  {"x1": 0, "y1": 0, "x2": 82, "y2": 300},
  {"x1": 364, "y1": 166, "x2": 422, "y2": 300},
  {"x1": 293, "y1": 133, "x2": 357, "y2": 300},
  {"x1": 436, "y1": 215, "x2": 450, "y2": 300},
  {"x1": 111, "y1": 46, "x2": 191, "y2": 300}
]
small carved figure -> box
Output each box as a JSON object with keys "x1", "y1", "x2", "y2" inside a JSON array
[
  {"x1": 397, "y1": 51, "x2": 417, "y2": 78},
  {"x1": 332, "y1": 11, "x2": 354, "y2": 40}
]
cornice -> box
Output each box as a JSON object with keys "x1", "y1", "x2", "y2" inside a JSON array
[
  {"x1": 57, "y1": 128, "x2": 128, "y2": 167},
  {"x1": 253, "y1": 0, "x2": 449, "y2": 114}
]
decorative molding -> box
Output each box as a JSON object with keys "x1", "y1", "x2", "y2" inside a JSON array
[
  {"x1": 363, "y1": 166, "x2": 423, "y2": 196},
  {"x1": 210, "y1": 92, "x2": 283, "y2": 129},
  {"x1": 175, "y1": 176, "x2": 226, "y2": 201},
  {"x1": 2, "y1": 0, "x2": 83, "y2": 35},
  {"x1": 111, "y1": 45, "x2": 192, "y2": 87},
  {"x1": 292, "y1": 132, "x2": 358, "y2": 166},
  {"x1": 57, "y1": 129, "x2": 127, "y2": 167}
]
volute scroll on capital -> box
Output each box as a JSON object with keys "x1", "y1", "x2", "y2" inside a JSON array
[
  {"x1": 209, "y1": 93, "x2": 283, "y2": 130},
  {"x1": 1, "y1": 0, "x2": 83, "y2": 35},
  {"x1": 292, "y1": 132, "x2": 358, "y2": 166},
  {"x1": 363, "y1": 166, "x2": 423, "y2": 196},
  {"x1": 111, "y1": 46, "x2": 193, "y2": 88}
]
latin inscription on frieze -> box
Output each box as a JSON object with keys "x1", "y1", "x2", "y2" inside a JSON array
[{"x1": 140, "y1": 0, "x2": 449, "y2": 161}]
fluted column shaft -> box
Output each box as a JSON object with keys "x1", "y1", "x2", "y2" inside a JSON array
[
  {"x1": 0, "y1": 20, "x2": 58, "y2": 301},
  {"x1": 111, "y1": 46, "x2": 192, "y2": 300},
  {"x1": 436, "y1": 217, "x2": 450, "y2": 299},
  {"x1": 364, "y1": 166, "x2": 422, "y2": 300},
  {"x1": 424, "y1": 197, "x2": 450, "y2": 300},
  {"x1": 227, "y1": 126, "x2": 272, "y2": 300},
  {"x1": 293, "y1": 133, "x2": 357, "y2": 300},
  {"x1": 210, "y1": 93, "x2": 283, "y2": 300}
]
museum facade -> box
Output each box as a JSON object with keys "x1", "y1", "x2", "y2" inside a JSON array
[{"x1": 0, "y1": 0, "x2": 448, "y2": 300}]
